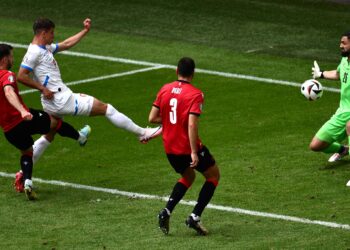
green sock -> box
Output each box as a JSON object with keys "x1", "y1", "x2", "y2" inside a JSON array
[{"x1": 322, "y1": 142, "x2": 342, "y2": 153}]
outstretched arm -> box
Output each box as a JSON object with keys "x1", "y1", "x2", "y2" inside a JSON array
[
  {"x1": 312, "y1": 61, "x2": 340, "y2": 80},
  {"x1": 57, "y1": 18, "x2": 91, "y2": 52},
  {"x1": 4, "y1": 85, "x2": 32, "y2": 120},
  {"x1": 322, "y1": 70, "x2": 339, "y2": 80}
]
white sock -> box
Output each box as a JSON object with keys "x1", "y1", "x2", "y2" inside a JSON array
[
  {"x1": 24, "y1": 179, "x2": 33, "y2": 187},
  {"x1": 33, "y1": 136, "x2": 51, "y2": 164},
  {"x1": 105, "y1": 104, "x2": 144, "y2": 135},
  {"x1": 191, "y1": 213, "x2": 201, "y2": 221}
]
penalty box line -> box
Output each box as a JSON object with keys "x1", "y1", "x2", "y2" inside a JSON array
[
  {"x1": 1, "y1": 41, "x2": 340, "y2": 94},
  {"x1": 0, "y1": 171, "x2": 349, "y2": 231},
  {"x1": 19, "y1": 65, "x2": 165, "y2": 95}
]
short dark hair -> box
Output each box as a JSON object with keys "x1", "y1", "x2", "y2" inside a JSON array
[
  {"x1": 33, "y1": 18, "x2": 55, "y2": 35},
  {"x1": 177, "y1": 57, "x2": 195, "y2": 77},
  {"x1": 342, "y1": 31, "x2": 350, "y2": 39},
  {"x1": 0, "y1": 44, "x2": 13, "y2": 60}
]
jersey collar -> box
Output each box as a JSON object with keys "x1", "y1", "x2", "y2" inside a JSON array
[{"x1": 177, "y1": 79, "x2": 191, "y2": 84}]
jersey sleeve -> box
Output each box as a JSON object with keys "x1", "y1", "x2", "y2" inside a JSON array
[
  {"x1": 1, "y1": 71, "x2": 16, "y2": 88},
  {"x1": 20, "y1": 48, "x2": 40, "y2": 72},
  {"x1": 48, "y1": 43, "x2": 59, "y2": 54},
  {"x1": 153, "y1": 87, "x2": 165, "y2": 108},
  {"x1": 189, "y1": 92, "x2": 204, "y2": 116},
  {"x1": 337, "y1": 63, "x2": 341, "y2": 73}
]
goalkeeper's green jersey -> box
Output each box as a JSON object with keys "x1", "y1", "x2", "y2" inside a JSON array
[{"x1": 336, "y1": 57, "x2": 350, "y2": 113}]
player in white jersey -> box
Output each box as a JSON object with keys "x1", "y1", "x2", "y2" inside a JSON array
[
  {"x1": 20, "y1": 43, "x2": 74, "y2": 115},
  {"x1": 17, "y1": 17, "x2": 161, "y2": 164}
]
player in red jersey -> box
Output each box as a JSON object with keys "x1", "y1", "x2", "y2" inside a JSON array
[
  {"x1": 0, "y1": 44, "x2": 79, "y2": 200},
  {"x1": 0, "y1": 44, "x2": 51, "y2": 200},
  {"x1": 148, "y1": 57, "x2": 220, "y2": 235}
]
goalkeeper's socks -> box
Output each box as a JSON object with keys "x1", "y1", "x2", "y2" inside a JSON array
[
  {"x1": 338, "y1": 145, "x2": 346, "y2": 154},
  {"x1": 322, "y1": 142, "x2": 342, "y2": 154}
]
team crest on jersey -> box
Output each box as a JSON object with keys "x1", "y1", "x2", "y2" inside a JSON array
[{"x1": 8, "y1": 75, "x2": 14, "y2": 83}]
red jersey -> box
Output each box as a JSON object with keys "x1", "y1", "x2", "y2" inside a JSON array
[
  {"x1": 0, "y1": 70, "x2": 28, "y2": 132},
  {"x1": 153, "y1": 80, "x2": 204, "y2": 154}
]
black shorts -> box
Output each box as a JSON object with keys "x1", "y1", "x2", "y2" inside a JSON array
[
  {"x1": 4, "y1": 108, "x2": 51, "y2": 151},
  {"x1": 166, "y1": 145, "x2": 216, "y2": 174}
]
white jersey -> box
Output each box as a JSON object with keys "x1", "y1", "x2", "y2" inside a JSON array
[{"x1": 20, "y1": 43, "x2": 73, "y2": 110}]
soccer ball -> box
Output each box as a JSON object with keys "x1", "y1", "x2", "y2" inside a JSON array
[{"x1": 300, "y1": 79, "x2": 323, "y2": 101}]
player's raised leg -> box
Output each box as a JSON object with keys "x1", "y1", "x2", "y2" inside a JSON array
[{"x1": 89, "y1": 97, "x2": 161, "y2": 142}]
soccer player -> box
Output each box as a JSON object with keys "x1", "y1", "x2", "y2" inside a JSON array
[
  {"x1": 0, "y1": 43, "x2": 53, "y2": 200},
  {"x1": 17, "y1": 18, "x2": 161, "y2": 164},
  {"x1": 310, "y1": 31, "x2": 350, "y2": 163},
  {"x1": 148, "y1": 57, "x2": 220, "y2": 235}
]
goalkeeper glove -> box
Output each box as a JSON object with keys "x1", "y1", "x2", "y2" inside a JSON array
[{"x1": 312, "y1": 60, "x2": 324, "y2": 79}]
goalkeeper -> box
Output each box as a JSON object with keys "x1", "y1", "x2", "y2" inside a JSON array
[{"x1": 309, "y1": 31, "x2": 350, "y2": 162}]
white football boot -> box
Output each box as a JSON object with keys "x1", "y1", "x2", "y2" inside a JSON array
[
  {"x1": 139, "y1": 126, "x2": 162, "y2": 143},
  {"x1": 328, "y1": 146, "x2": 349, "y2": 163}
]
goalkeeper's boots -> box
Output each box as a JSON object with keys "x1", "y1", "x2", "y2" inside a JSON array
[{"x1": 328, "y1": 146, "x2": 349, "y2": 162}]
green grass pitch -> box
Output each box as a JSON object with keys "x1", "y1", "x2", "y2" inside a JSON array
[{"x1": 0, "y1": 0, "x2": 350, "y2": 249}]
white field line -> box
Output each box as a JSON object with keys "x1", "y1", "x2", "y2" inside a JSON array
[
  {"x1": 19, "y1": 66, "x2": 164, "y2": 95},
  {"x1": 0, "y1": 171, "x2": 349, "y2": 231},
  {"x1": 1, "y1": 41, "x2": 340, "y2": 93}
]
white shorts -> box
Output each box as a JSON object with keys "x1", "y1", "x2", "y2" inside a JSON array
[{"x1": 43, "y1": 93, "x2": 94, "y2": 118}]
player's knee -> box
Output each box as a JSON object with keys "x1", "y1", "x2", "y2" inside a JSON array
[
  {"x1": 99, "y1": 102, "x2": 107, "y2": 111},
  {"x1": 206, "y1": 177, "x2": 219, "y2": 187},
  {"x1": 216, "y1": 169, "x2": 221, "y2": 182},
  {"x1": 201, "y1": 164, "x2": 220, "y2": 186},
  {"x1": 178, "y1": 177, "x2": 193, "y2": 188},
  {"x1": 309, "y1": 140, "x2": 322, "y2": 152},
  {"x1": 90, "y1": 99, "x2": 107, "y2": 116},
  {"x1": 309, "y1": 142, "x2": 317, "y2": 151},
  {"x1": 44, "y1": 133, "x2": 55, "y2": 142},
  {"x1": 182, "y1": 168, "x2": 196, "y2": 184}
]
